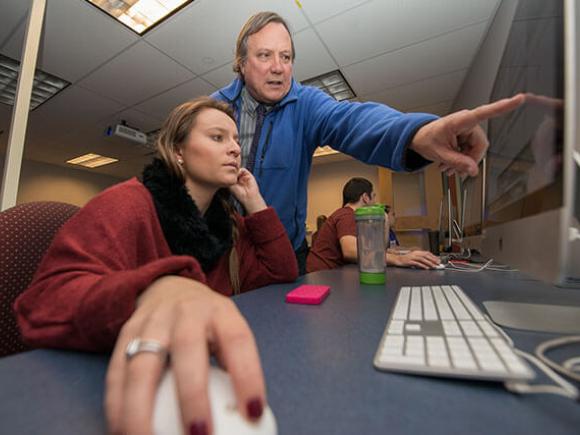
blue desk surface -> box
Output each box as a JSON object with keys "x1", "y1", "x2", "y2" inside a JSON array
[{"x1": 2, "y1": 266, "x2": 580, "y2": 435}]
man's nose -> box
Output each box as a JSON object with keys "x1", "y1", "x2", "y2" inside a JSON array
[{"x1": 270, "y1": 55, "x2": 283, "y2": 73}]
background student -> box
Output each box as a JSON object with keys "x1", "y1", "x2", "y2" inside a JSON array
[{"x1": 306, "y1": 177, "x2": 440, "y2": 273}]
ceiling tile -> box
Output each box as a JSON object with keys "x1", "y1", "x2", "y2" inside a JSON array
[
  {"x1": 315, "y1": 0, "x2": 499, "y2": 66},
  {"x1": 344, "y1": 22, "x2": 488, "y2": 97},
  {"x1": 299, "y1": 0, "x2": 371, "y2": 24},
  {"x1": 77, "y1": 41, "x2": 195, "y2": 106},
  {"x1": 135, "y1": 77, "x2": 216, "y2": 119},
  {"x1": 2, "y1": 0, "x2": 139, "y2": 82},
  {"x1": 292, "y1": 28, "x2": 337, "y2": 81},
  {"x1": 145, "y1": 0, "x2": 309, "y2": 75},
  {"x1": 364, "y1": 69, "x2": 468, "y2": 112},
  {"x1": 0, "y1": 1, "x2": 29, "y2": 48},
  {"x1": 408, "y1": 100, "x2": 453, "y2": 116},
  {"x1": 24, "y1": 85, "x2": 125, "y2": 149},
  {"x1": 202, "y1": 63, "x2": 237, "y2": 89}
]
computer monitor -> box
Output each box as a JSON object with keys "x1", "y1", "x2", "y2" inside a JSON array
[
  {"x1": 458, "y1": 160, "x2": 485, "y2": 252},
  {"x1": 480, "y1": 0, "x2": 580, "y2": 332}
]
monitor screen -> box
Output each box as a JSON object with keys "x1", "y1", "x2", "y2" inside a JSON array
[
  {"x1": 461, "y1": 161, "x2": 484, "y2": 239},
  {"x1": 485, "y1": 0, "x2": 564, "y2": 228}
]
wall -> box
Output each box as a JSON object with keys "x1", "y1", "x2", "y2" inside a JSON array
[
  {"x1": 306, "y1": 157, "x2": 379, "y2": 234},
  {"x1": 1, "y1": 157, "x2": 124, "y2": 207}
]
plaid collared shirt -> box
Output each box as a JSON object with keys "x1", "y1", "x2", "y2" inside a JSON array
[{"x1": 238, "y1": 87, "x2": 272, "y2": 168}]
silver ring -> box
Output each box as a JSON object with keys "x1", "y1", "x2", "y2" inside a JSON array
[{"x1": 125, "y1": 338, "x2": 168, "y2": 361}]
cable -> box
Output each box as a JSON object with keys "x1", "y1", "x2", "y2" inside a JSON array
[
  {"x1": 535, "y1": 336, "x2": 580, "y2": 382},
  {"x1": 563, "y1": 356, "x2": 580, "y2": 373},
  {"x1": 445, "y1": 259, "x2": 494, "y2": 273},
  {"x1": 506, "y1": 350, "x2": 579, "y2": 401},
  {"x1": 485, "y1": 316, "x2": 579, "y2": 401}
]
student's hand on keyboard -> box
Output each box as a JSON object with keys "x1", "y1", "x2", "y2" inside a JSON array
[{"x1": 387, "y1": 250, "x2": 440, "y2": 269}]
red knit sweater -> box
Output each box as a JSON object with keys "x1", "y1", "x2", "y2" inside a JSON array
[{"x1": 14, "y1": 178, "x2": 297, "y2": 351}]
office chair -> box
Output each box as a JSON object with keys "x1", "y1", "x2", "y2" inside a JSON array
[{"x1": 0, "y1": 201, "x2": 80, "y2": 357}]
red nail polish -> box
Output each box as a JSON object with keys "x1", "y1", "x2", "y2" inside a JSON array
[
  {"x1": 246, "y1": 398, "x2": 263, "y2": 420},
  {"x1": 189, "y1": 421, "x2": 208, "y2": 435}
]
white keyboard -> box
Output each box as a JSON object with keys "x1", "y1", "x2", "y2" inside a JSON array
[{"x1": 374, "y1": 285, "x2": 535, "y2": 381}]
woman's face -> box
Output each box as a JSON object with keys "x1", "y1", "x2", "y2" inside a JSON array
[{"x1": 177, "y1": 108, "x2": 241, "y2": 190}]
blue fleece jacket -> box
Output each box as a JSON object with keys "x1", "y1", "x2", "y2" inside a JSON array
[{"x1": 212, "y1": 78, "x2": 438, "y2": 250}]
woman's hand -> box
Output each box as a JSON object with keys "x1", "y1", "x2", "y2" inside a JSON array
[
  {"x1": 387, "y1": 250, "x2": 440, "y2": 269},
  {"x1": 105, "y1": 275, "x2": 266, "y2": 435},
  {"x1": 229, "y1": 168, "x2": 267, "y2": 214}
]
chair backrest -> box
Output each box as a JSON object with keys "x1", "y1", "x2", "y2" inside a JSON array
[{"x1": 0, "y1": 201, "x2": 80, "y2": 357}]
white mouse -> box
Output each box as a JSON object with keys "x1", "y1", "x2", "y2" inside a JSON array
[
  {"x1": 153, "y1": 366, "x2": 277, "y2": 435},
  {"x1": 433, "y1": 264, "x2": 446, "y2": 270}
]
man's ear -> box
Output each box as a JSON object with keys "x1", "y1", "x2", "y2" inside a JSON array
[{"x1": 361, "y1": 192, "x2": 370, "y2": 204}]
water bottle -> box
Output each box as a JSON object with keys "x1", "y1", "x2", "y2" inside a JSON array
[{"x1": 355, "y1": 206, "x2": 386, "y2": 284}]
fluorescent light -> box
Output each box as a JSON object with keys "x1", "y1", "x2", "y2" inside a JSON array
[
  {"x1": 0, "y1": 54, "x2": 70, "y2": 111},
  {"x1": 301, "y1": 70, "x2": 355, "y2": 102},
  {"x1": 67, "y1": 153, "x2": 119, "y2": 168},
  {"x1": 86, "y1": 0, "x2": 192, "y2": 35}
]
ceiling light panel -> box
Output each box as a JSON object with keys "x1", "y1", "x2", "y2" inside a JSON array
[
  {"x1": 0, "y1": 54, "x2": 70, "y2": 111},
  {"x1": 67, "y1": 153, "x2": 119, "y2": 168},
  {"x1": 86, "y1": 0, "x2": 192, "y2": 35},
  {"x1": 301, "y1": 70, "x2": 355, "y2": 102}
]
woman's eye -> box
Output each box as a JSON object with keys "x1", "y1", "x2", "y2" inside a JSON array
[{"x1": 212, "y1": 135, "x2": 222, "y2": 142}]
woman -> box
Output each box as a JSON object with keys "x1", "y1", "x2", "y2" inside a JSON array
[{"x1": 14, "y1": 97, "x2": 298, "y2": 435}]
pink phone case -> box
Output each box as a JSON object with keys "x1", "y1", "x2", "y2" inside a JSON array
[{"x1": 285, "y1": 284, "x2": 330, "y2": 305}]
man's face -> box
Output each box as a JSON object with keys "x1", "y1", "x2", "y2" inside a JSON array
[{"x1": 241, "y1": 22, "x2": 293, "y2": 104}]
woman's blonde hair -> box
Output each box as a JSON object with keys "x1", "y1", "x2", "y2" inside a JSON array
[{"x1": 155, "y1": 96, "x2": 241, "y2": 293}]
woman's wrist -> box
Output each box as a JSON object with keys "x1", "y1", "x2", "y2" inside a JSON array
[{"x1": 243, "y1": 196, "x2": 268, "y2": 215}]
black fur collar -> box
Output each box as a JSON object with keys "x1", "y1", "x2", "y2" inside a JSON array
[{"x1": 141, "y1": 158, "x2": 233, "y2": 272}]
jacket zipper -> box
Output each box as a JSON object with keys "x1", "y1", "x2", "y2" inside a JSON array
[{"x1": 258, "y1": 121, "x2": 274, "y2": 177}]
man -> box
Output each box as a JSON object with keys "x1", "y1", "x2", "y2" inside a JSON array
[
  {"x1": 306, "y1": 178, "x2": 439, "y2": 272},
  {"x1": 212, "y1": 12, "x2": 525, "y2": 274}
]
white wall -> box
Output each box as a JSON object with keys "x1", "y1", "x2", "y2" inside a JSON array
[
  {"x1": 0, "y1": 158, "x2": 124, "y2": 207},
  {"x1": 306, "y1": 157, "x2": 379, "y2": 233}
]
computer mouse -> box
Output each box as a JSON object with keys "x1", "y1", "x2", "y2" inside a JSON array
[
  {"x1": 433, "y1": 264, "x2": 446, "y2": 270},
  {"x1": 153, "y1": 366, "x2": 277, "y2": 435}
]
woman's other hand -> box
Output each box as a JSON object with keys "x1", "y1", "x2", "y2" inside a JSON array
[{"x1": 229, "y1": 168, "x2": 267, "y2": 214}]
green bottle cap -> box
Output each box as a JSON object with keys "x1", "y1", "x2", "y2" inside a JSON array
[{"x1": 355, "y1": 205, "x2": 385, "y2": 218}]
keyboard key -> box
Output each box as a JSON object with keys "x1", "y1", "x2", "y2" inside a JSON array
[
  {"x1": 442, "y1": 285, "x2": 471, "y2": 320},
  {"x1": 478, "y1": 321, "x2": 499, "y2": 337},
  {"x1": 432, "y1": 286, "x2": 454, "y2": 320},
  {"x1": 388, "y1": 320, "x2": 404, "y2": 334},
  {"x1": 405, "y1": 323, "x2": 421, "y2": 332},
  {"x1": 459, "y1": 320, "x2": 483, "y2": 337},
  {"x1": 452, "y1": 285, "x2": 485, "y2": 320},
  {"x1": 442, "y1": 320, "x2": 462, "y2": 336},
  {"x1": 422, "y1": 286, "x2": 438, "y2": 320},
  {"x1": 409, "y1": 287, "x2": 423, "y2": 321},
  {"x1": 393, "y1": 287, "x2": 411, "y2": 320}
]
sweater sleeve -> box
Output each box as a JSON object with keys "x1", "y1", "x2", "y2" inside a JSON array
[
  {"x1": 303, "y1": 86, "x2": 438, "y2": 172},
  {"x1": 236, "y1": 207, "x2": 298, "y2": 291},
  {"x1": 13, "y1": 181, "x2": 207, "y2": 352}
]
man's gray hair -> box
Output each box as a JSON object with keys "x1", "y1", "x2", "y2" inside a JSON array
[{"x1": 233, "y1": 11, "x2": 295, "y2": 76}]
